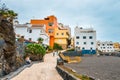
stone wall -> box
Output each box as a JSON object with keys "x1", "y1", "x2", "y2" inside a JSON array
[
  {"x1": 56, "y1": 66, "x2": 80, "y2": 80},
  {"x1": 0, "y1": 16, "x2": 26, "y2": 77}
]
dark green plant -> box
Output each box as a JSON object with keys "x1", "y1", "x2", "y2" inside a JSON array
[
  {"x1": 53, "y1": 43, "x2": 63, "y2": 50},
  {"x1": 47, "y1": 45, "x2": 53, "y2": 51},
  {"x1": 67, "y1": 48, "x2": 74, "y2": 51},
  {"x1": 0, "y1": 3, "x2": 17, "y2": 22},
  {"x1": 37, "y1": 37, "x2": 44, "y2": 44},
  {"x1": 25, "y1": 43, "x2": 46, "y2": 57}
]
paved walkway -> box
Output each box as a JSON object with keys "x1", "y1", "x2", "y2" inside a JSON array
[{"x1": 12, "y1": 53, "x2": 63, "y2": 80}]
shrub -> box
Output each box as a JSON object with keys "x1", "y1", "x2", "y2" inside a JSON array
[
  {"x1": 37, "y1": 37, "x2": 44, "y2": 44},
  {"x1": 47, "y1": 46, "x2": 53, "y2": 51},
  {"x1": 67, "y1": 48, "x2": 74, "y2": 51},
  {"x1": 25, "y1": 43, "x2": 46, "y2": 61},
  {"x1": 53, "y1": 43, "x2": 63, "y2": 50}
]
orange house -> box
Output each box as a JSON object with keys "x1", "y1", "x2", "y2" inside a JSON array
[{"x1": 30, "y1": 15, "x2": 58, "y2": 48}]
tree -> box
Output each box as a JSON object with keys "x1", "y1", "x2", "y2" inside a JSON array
[
  {"x1": 37, "y1": 37, "x2": 44, "y2": 44},
  {"x1": 53, "y1": 43, "x2": 63, "y2": 51},
  {"x1": 0, "y1": 3, "x2": 17, "y2": 22},
  {"x1": 25, "y1": 43, "x2": 46, "y2": 61}
]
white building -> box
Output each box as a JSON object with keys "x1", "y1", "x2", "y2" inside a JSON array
[
  {"x1": 97, "y1": 41, "x2": 114, "y2": 52},
  {"x1": 14, "y1": 23, "x2": 49, "y2": 45},
  {"x1": 74, "y1": 27, "x2": 96, "y2": 54}
]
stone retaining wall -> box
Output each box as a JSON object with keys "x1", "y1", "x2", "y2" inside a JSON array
[{"x1": 56, "y1": 66, "x2": 80, "y2": 80}]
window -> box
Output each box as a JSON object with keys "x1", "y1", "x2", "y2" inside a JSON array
[
  {"x1": 61, "y1": 33, "x2": 64, "y2": 35},
  {"x1": 48, "y1": 22, "x2": 53, "y2": 26},
  {"x1": 76, "y1": 42, "x2": 79, "y2": 45},
  {"x1": 98, "y1": 44, "x2": 100, "y2": 46},
  {"x1": 90, "y1": 47, "x2": 93, "y2": 50},
  {"x1": 102, "y1": 44, "x2": 105, "y2": 46},
  {"x1": 76, "y1": 36, "x2": 79, "y2": 39},
  {"x1": 110, "y1": 44, "x2": 113, "y2": 46},
  {"x1": 27, "y1": 28, "x2": 32, "y2": 33},
  {"x1": 29, "y1": 29, "x2": 32, "y2": 33},
  {"x1": 83, "y1": 36, "x2": 86, "y2": 39},
  {"x1": 48, "y1": 29, "x2": 54, "y2": 33},
  {"x1": 21, "y1": 36, "x2": 24, "y2": 38},
  {"x1": 29, "y1": 38, "x2": 32, "y2": 41},
  {"x1": 89, "y1": 36, "x2": 93, "y2": 39},
  {"x1": 45, "y1": 18, "x2": 49, "y2": 20},
  {"x1": 103, "y1": 47, "x2": 105, "y2": 49},
  {"x1": 83, "y1": 42, "x2": 86, "y2": 45},
  {"x1": 56, "y1": 33, "x2": 59, "y2": 35},
  {"x1": 82, "y1": 47, "x2": 85, "y2": 50},
  {"x1": 91, "y1": 42, "x2": 94, "y2": 45}
]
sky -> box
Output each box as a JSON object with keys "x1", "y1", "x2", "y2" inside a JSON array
[{"x1": 1, "y1": 0, "x2": 120, "y2": 42}]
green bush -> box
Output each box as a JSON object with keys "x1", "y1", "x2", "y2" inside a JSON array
[
  {"x1": 47, "y1": 46, "x2": 53, "y2": 51},
  {"x1": 67, "y1": 48, "x2": 74, "y2": 51},
  {"x1": 37, "y1": 37, "x2": 44, "y2": 44},
  {"x1": 25, "y1": 43, "x2": 46, "y2": 60},
  {"x1": 53, "y1": 43, "x2": 63, "y2": 50}
]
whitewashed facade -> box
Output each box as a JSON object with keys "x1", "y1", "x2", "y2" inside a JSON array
[
  {"x1": 97, "y1": 41, "x2": 114, "y2": 52},
  {"x1": 14, "y1": 23, "x2": 49, "y2": 45},
  {"x1": 74, "y1": 27, "x2": 96, "y2": 54}
]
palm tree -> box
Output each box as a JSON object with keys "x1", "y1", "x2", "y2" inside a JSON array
[{"x1": 0, "y1": 3, "x2": 17, "y2": 22}]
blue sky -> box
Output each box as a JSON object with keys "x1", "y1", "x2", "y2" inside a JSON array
[{"x1": 1, "y1": 0, "x2": 120, "y2": 42}]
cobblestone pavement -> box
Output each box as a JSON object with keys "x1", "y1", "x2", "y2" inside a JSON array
[
  {"x1": 12, "y1": 53, "x2": 63, "y2": 80},
  {"x1": 65, "y1": 56, "x2": 120, "y2": 80}
]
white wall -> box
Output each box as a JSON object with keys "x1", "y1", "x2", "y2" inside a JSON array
[
  {"x1": 97, "y1": 41, "x2": 114, "y2": 52},
  {"x1": 14, "y1": 27, "x2": 29, "y2": 39},
  {"x1": 14, "y1": 24, "x2": 49, "y2": 45},
  {"x1": 74, "y1": 27, "x2": 96, "y2": 51}
]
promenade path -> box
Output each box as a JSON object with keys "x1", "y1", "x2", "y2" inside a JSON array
[{"x1": 12, "y1": 53, "x2": 63, "y2": 80}]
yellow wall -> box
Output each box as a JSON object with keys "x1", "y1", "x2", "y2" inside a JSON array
[
  {"x1": 113, "y1": 42, "x2": 120, "y2": 50},
  {"x1": 55, "y1": 28, "x2": 69, "y2": 39},
  {"x1": 54, "y1": 39, "x2": 67, "y2": 44},
  {"x1": 54, "y1": 27, "x2": 70, "y2": 49}
]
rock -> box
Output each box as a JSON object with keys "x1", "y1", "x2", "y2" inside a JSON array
[{"x1": 0, "y1": 17, "x2": 17, "y2": 76}]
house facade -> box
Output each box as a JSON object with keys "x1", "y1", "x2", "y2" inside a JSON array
[
  {"x1": 30, "y1": 15, "x2": 57, "y2": 48},
  {"x1": 113, "y1": 42, "x2": 120, "y2": 51},
  {"x1": 74, "y1": 27, "x2": 96, "y2": 54},
  {"x1": 97, "y1": 41, "x2": 114, "y2": 52},
  {"x1": 54, "y1": 23, "x2": 71, "y2": 49},
  {"x1": 14, "y1": 23, "x2": 49, "y2": 45}
]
